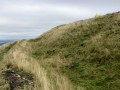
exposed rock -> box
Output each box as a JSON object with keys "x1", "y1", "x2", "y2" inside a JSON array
[{"x1": 2, "y1": 66, "x2": 34, "y2": 90}]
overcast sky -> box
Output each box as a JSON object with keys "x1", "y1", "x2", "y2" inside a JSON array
[{"x1": 0, "y1": 0, "x2": 120, "y2": 40}]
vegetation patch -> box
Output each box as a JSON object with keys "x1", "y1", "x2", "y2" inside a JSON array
[
  {"x1": 30, "y1": 12, "x2": 120, "y2": 90},
  {"x1": 0, "y1": 42, "x2": 16, "y2": 61},
  {"x1": 2, "y1": 64, "x2": 34, "y2": 90}
]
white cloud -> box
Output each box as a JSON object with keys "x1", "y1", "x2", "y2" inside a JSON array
[
  {"x1": 0, "y1": 17, "x2": 13, "y2": 26},
  {"x1": 0, "y1": 2, "x2": 94, "y2": 17},
  {"x1": 0, "y1": 16, "x2": 38, "y2": 27},
  {"x1": 0, "y1": 0, "x2": 120, "y2": 40},
  {"x1": 0, "y1": 2, "x2": 94, "y2": 28},
  {"x1": 0, "y1": 32, "x2": 39, "y2": 36},
  {"x1": 0, "y1": 32, "x2": 39, "y2": 39},
  {"x1": 1, "y1": 4, "x2": 40, "y2": 12}
]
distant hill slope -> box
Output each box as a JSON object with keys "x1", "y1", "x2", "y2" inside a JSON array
[
  {"x1": 0, "y1": 11, "x2": 120, "y2": 90},
  {"x1": 0, "y1": 40, "x2": 12, "y2": 46}
]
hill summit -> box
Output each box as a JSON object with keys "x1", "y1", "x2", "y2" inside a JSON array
[{"x1": 0, "y1": 11, "x2": 120, "y2": 90}]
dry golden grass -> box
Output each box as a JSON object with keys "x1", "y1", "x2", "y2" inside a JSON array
[
  {"x1": 89, "y1": 34, "x2": 104, "y2": 48},
  {"x1": 36, "y1": 20, "x2": 90, "y2": 43},
  {"x1": 0, "y1": 60, "x2": 9, "y2": 90}
]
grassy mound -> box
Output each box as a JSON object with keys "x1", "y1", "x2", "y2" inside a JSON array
[
  {"x1": 31, "y1": 11, "x2": 120, "y2": 90},
  {"x1": 0, "y1": 11, "x2": 120, "y2": 90}
]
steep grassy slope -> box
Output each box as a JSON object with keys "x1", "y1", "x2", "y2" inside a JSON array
[
  {"x1": 30, "y1": 11, "x2": 120, "y2": 90},
  {"x1": 0, "y1": 11, "x2": 120, "y2": 90}
]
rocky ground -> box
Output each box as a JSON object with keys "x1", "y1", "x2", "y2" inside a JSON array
[{"x1": 2, "y1": 64, "x2": 34, "y2": 90}]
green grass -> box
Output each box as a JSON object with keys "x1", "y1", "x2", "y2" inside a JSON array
[
  {"x1": 30, "y1": 12, "x2": 120, "y2": 90},
  {"x1": 0, "y1": 42, "x2": 16, "y2": 61}
]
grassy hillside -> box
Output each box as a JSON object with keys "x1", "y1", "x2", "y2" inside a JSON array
[{"x1": 0, "y1": 11, "x2": 120, "y2": 90}]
